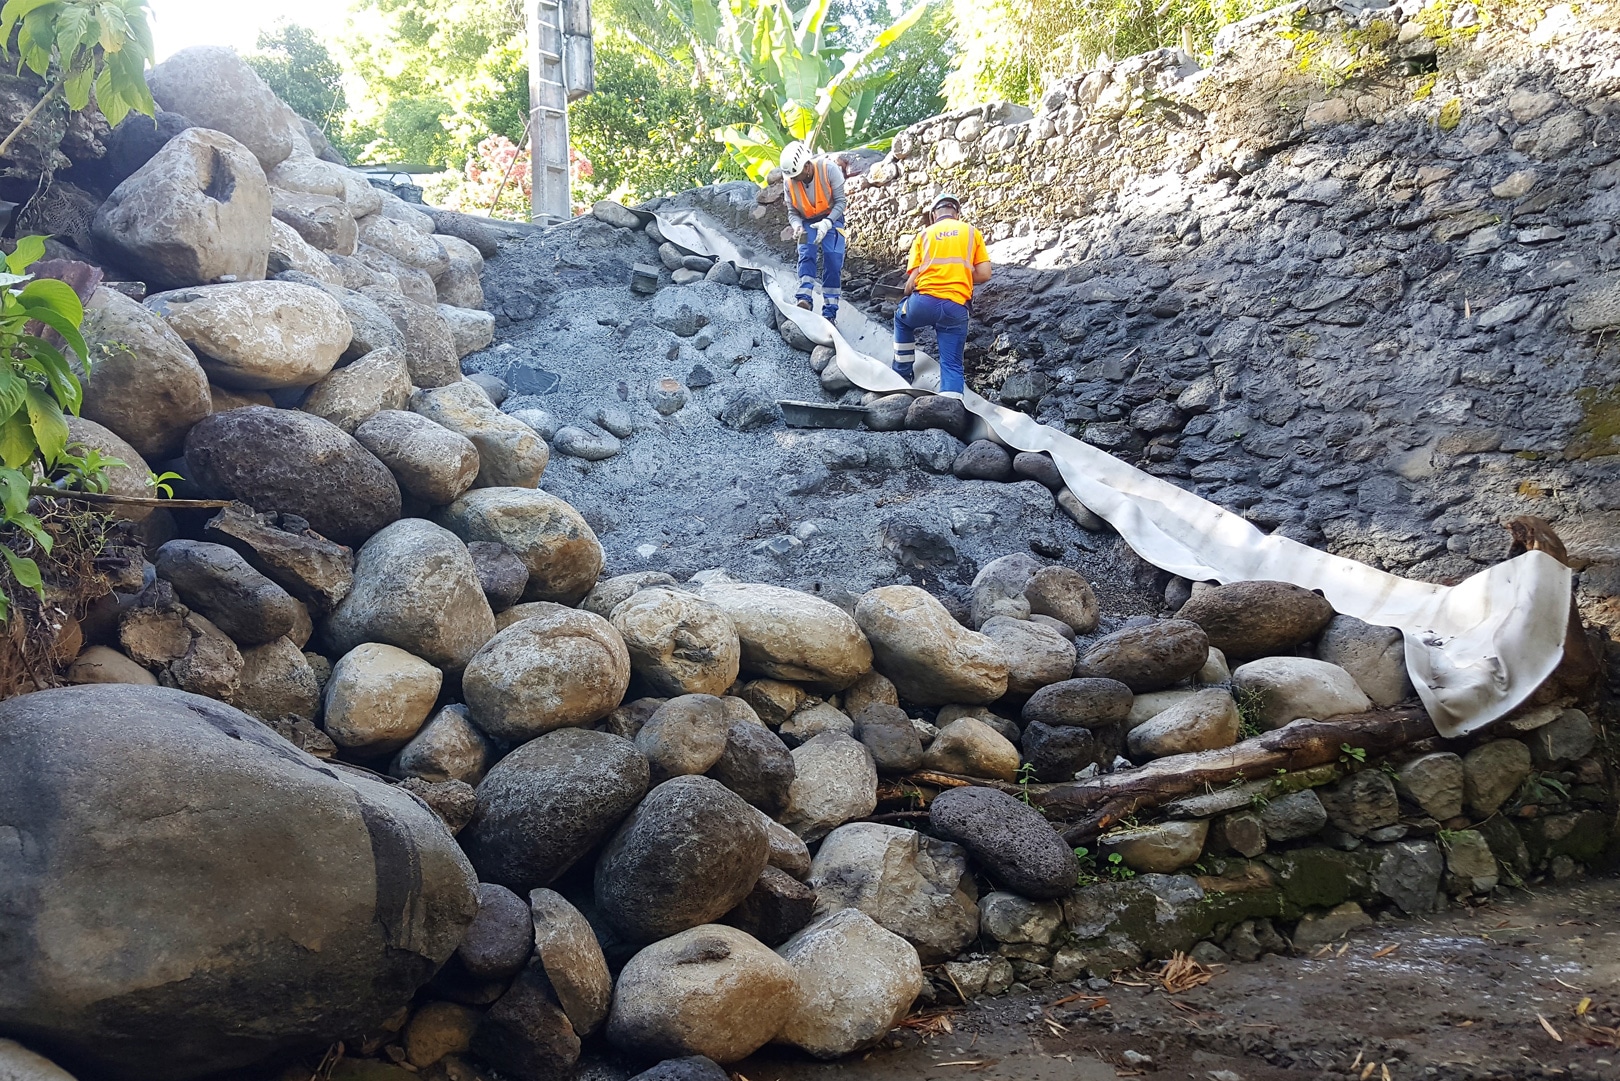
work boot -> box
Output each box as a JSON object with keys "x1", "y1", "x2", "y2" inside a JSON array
[{"x1": 796, "y1": 297, "x2": 813, "y2": 310}]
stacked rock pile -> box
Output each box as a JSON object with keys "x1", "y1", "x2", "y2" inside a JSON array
[{"x1": 0, "y1": 44, "x2": 1612, "y2": 1081}]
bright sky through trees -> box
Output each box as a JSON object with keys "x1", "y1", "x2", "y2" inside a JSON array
[{"x1": 145, "y1": 0, "x2": 353, "y2": 59}]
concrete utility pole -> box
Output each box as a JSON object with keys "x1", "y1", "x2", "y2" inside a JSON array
[{"x1": 527, "y1": 0, "x2": 596, "y2": 225}]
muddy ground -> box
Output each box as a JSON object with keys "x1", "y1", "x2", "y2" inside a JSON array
[{"x1": 732, "y1": 877, "x2": 1620, "y2": 1081}]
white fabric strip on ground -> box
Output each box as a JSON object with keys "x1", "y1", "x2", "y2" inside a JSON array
[{"x1": 654, "y1": 207, "x2": 1572, "y2": 737}]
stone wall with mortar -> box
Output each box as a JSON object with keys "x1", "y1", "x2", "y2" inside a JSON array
[{"x1": 838, "y1": 0, "x2": 1620, "y2": 663}]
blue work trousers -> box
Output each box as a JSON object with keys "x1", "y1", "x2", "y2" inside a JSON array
[
  {"x1": 796, "y1": 220, "x2": 846, "y2": 317},
  {"x1": 893, "y1": 292, "x2": 970, "y2": 394}
]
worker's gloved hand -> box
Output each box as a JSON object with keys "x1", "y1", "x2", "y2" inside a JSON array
[
  {"x1": 814, "y1": 219, "x2": 833, "y2": 242},
  {"x1": 792, "y1": 223, "x2": 807, "y2": 241}
]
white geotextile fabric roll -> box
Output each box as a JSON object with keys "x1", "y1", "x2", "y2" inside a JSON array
[{"x1": 655, "y1": 208, "x2": 1572, "y2": 737}]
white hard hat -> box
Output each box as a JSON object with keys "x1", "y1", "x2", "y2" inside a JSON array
[{"x1": 780, "y1": 141, "x2": 812, "y2": 176}]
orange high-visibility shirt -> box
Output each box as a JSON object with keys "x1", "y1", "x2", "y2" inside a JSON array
[
  {"x1": 787, "y1": 160, "x2": 837, "y2": 221},
  {"x1": 907, "y1": 219, "x2": 990, "y2": 306}
]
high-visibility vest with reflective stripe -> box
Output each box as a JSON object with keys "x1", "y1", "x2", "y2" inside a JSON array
[
  {"x1": 787, "y1": 159, "x2": 836, "y2": 221},
  {"x1": 907, "y1": 219, "x2": 989, "y2": 307}
]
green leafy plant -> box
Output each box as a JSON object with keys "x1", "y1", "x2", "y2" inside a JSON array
[
  {"x1": 710, "y1": 0, "x2": 932, "y2": 179},
  {"x1": 1105, "y1": 851, "x2": 1136, "y2": 880},
  {"x1": 1234, "y1": 685, "x2": 1266, "y2": 740},
  {"x1": 1339, "y1": 744, "x2": 1367, "y2": 765},
  {"x1": 0, "y1": 0, "x2": 157, "y2": 159},
  {"x1": 145, "y1": 469, "x2": 180, "y2": 499},
  {"x1": 1074, "y1": 845, "x2": 1098, "y2": 886},
  {"x1": 1016, "y1": 761, "x2": 1037, "y2": 804},
  {"x1": 0, "y1": 236, "x2": 102, "y2": 619}
]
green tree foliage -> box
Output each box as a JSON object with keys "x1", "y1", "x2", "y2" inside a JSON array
[
  {"x1": 568, "y1": 33, "x2": 747, "y2": 202},
  {"x1": 0, "y1": 238, "x2": 113, "y2": 619},
  {"x1": 943, "y1": 0, "x2": 1267, "y2": 107},
  {"x1": 711, "y1": 0, "x2": 932, "y2": 178},
  {"x1": 828, "y1": 0, "x2": 953, "y2": 137},
  {"x1": 343, "y1": 0, "x2": 527, "y2": 166},
  {"x1": 593, "y1": 0, "x2": 949, "y2": 181},
  {"x1": 0, "y1": 0, "x2": 155, "y2": 158},
  {"x1": 245, "y1": 22, "x2": 350, "y2": 152}
]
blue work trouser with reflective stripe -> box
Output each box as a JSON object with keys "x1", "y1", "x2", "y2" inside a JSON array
[
  {"x1": 796, "y1": 219, "x2": 846, "y2": 318},
  {"x1": 893, "y1": 292, "x2": 969, "y2": 394}
]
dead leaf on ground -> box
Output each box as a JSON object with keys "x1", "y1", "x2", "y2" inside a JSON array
[
  {"x1": 1538, "y1": 1013, "x2": 1564, "y2": 1042},
  {"x1": 1371, "y1": 944, "x2": 1400, "y2": 958},
  {"x1": 900, "y1": 1009, "x2": 956, "y2": 1037},
  {"x1": 1152, "y1": 951, "x2": 1219, "y2": 994}
]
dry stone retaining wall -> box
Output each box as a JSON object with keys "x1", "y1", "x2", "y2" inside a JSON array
[{"x1": 841, "y1": 1, "x2": 1620, "y2": 651}]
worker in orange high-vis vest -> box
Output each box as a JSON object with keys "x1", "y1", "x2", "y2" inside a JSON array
[
  {"x1": 779, "y1": 140, "x2": 847, "y2": 323},
  {"x1": 894, "y1": 193, "x2": 992, "y2": 398}
]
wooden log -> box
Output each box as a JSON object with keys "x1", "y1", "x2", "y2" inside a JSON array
[
  {"x1": 1035, "y1": 706, "x2": 1436, "y2": 846},
  {"x1": 30, "y1": 487, "x2": 232, "y2": 510}
]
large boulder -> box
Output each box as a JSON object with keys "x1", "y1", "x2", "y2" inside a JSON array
[
  {"x1": 611, "y1": 588, "x2": 740, "y2": 697},
  {"x1": 468, "y1": 960, "x2": 581, "y2": 1081},
  {"x1": 697, "y1": 580, "x2": 873, "y2": 689},
  {"x1": 462, "y1": 609, "x2": 630, "y2": 742},
  {"x1": 146, "y1": 47, "x2": 296, "y2": 168},
  {"x1": 147, "y1": 281, "x2": 351, "y2": 391},
  {"x1": 1022, "y1": 677, "x2": 1133, "y2": 727},
  {"x1": 355, "y1": 409, "x2": 481, "y2": 506},
  {"x1": 779, "y1": 732, "x2": 878, "y2": 842},
  {"x1": 773, "y1": 909, "x2": 922, "y2": 1059},
  {"x1": 437, "y1": 487, "x2": 603, "y2": 604},
  {"x1": 529, "y1": 889, "x2": 613, "y2": 1038},
  {"x1": 322, "y1": 643, "x2": 443, "y2": 756},
  {"x1": 155, "y1": 539, "x2": 304, "y2": 647},
  {"x1": 721, "y1": 866, "x2": 817, "y2": 947},
  {"x1": 460, "y1": 728, "x2": 649, "y2": 894},
  {"x1": 272, "y1": 189, "x2": 358, "y2": 256},
  {"x1": 635, "y1": 694, "x2": 732, "y2": 783},
  {"x1": 1023, "y1": 565, "x2": 1100, "y2": 634},
  {"x1": 808, "y1": 823, "x2": 979, "y2": 963},
  {"x1": 412, "y1": 381, "x2": 549, "y2": 488},
  {"x1": 1126, "y1": 687, "x2": 1241, "y2": 759},
  {"x1": 581, "y1": 571, "x2": 679, "y2": 618},
  {"x1": 921, "y1": 717, "x2": 1021, "y2": 781},
  {"x1": 968, "y1": 553, "x2": 1041, "y2": 627},
  {"x1": 1176, "y1": 581, "x2": 1335, "y2": 660},
  {"x1": 978, "y1": 616, "x2": 1075, "y2": 695},
  {"x1": 322, "y1": 518, "x2": 496, "y2": 670},
  {"x1": 1230, "y1": 657, "x2": 1371, "y2": 730},
  {"x1": 63, "y1": 418, "x2": 152, "y2": 522},
  {"x1": 391, "y1": 704, "x2": 494, "y2": 785},
  {"x1": 364, "y1": 290, "x2": 462, "y2": 388},
  {"x1": 929, "y1": 786, "x2": 1078, "y2": 899},
  {"x1": 1315, "y1": 614, "x2": 1414, "y2": 708},
  {"x1": 594, "y1": 776, "x2": 770, "y2": 944},
  {"x1": 0, "y1": 1039, "x2": 77, "y2": 1081},
  {"x1": 228, "y1": 638, "x2": 320, "y2": 724},
  {"x1": 0, "y1": 685, "x2": 477, "y2": 1081},
  {"x1": 708, "y1": 717, "x2": 796, "y2": 815},
  {"x1": 607, "y1": 925, "x2": 799, "y2": 1064},
  {"x1": 300, "y1": 347, "x2": 412, "y2": 434},
  {"x1": 184, "y1": 407, "x2": 400, "y2": 546},
  {"x1": 359, "y1": 215, "x2": 451, "y2": 278},
  {"x1": 1077, "y1": 620, "x2": 1209, "y2": 692},
  {"x1": 78, "y1": 287, "x2": 211, "y2": 459},
  {"x1": 91, "y1": 127, "x2": 272, "y2": 290},
  {"x1": 854, "y1": 586, "x2": 1008, "y2": 705}
]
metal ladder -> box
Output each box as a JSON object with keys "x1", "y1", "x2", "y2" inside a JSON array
[{"x1": 528, "y1": 0, "x2": 570, "y2": 225}]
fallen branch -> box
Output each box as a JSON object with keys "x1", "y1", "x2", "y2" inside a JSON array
[
  {"x1": 30, "y1": 487, "x2": 232, "y2": 510},
  {"x1": 1037, "y1": 706, "x2": 1435, "y2": 845}
]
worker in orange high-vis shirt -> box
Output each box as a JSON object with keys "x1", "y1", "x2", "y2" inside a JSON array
[
  {"x1": 779, "y1": 140, "x2": 847, "y2": 323},
  {"x1": 894, "y1": 193, "x2": 992, "y2": 398}
]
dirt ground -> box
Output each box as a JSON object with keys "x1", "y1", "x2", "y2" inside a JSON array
[{"x1": 734, "y1": 877, "x2": 1620, "y2": 1081}]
